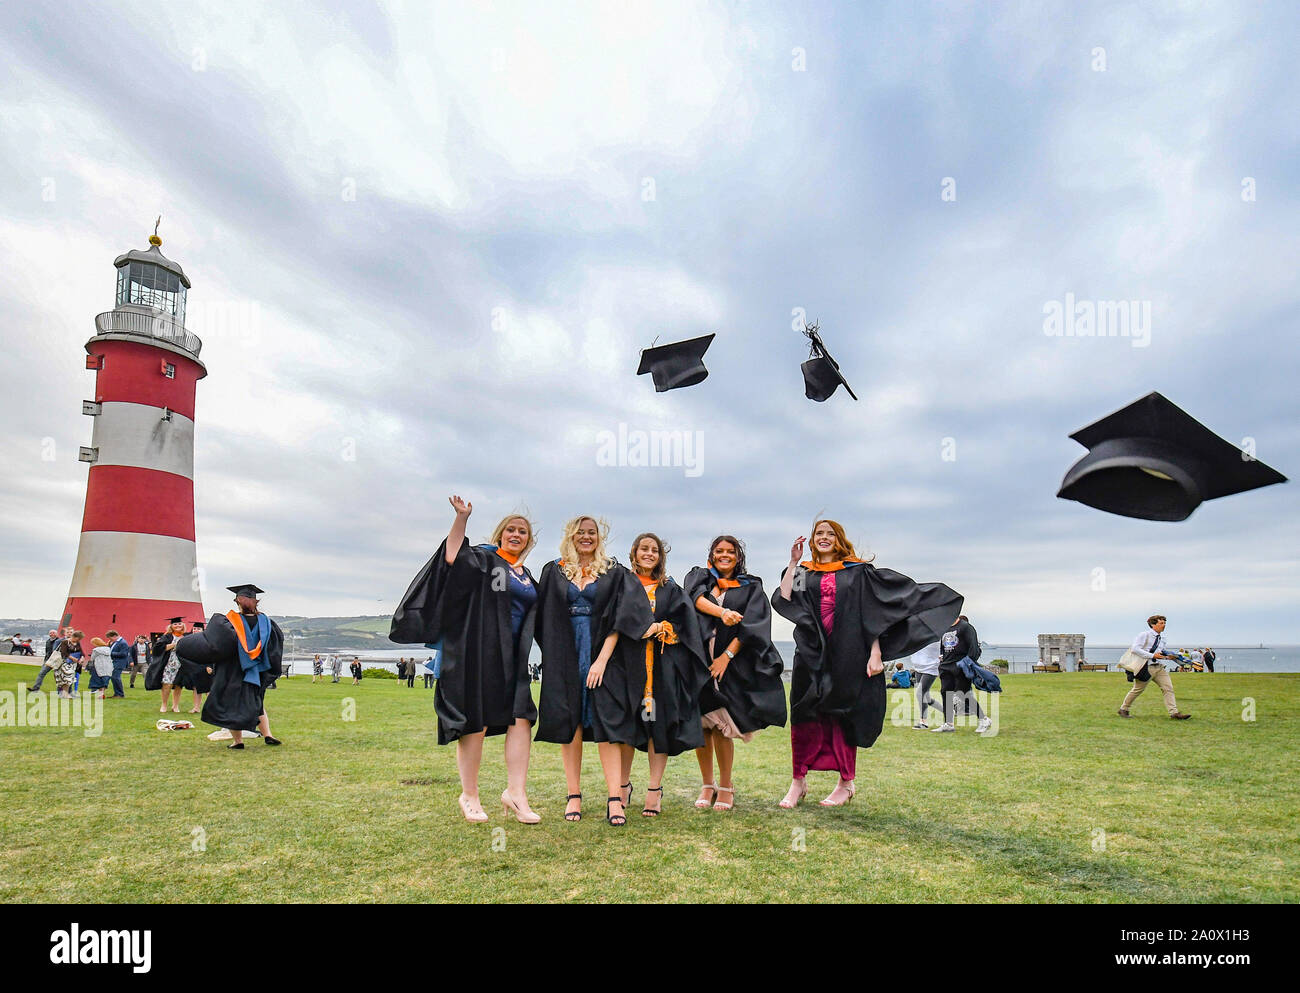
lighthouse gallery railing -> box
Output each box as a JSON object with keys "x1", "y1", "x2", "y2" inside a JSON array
[{"x1": 94, "y1": 310, "x2": 203, "y2": 357}]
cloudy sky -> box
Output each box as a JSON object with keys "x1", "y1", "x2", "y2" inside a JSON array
[{"x1": 1, "y1": 1, "x2": 1296, "y2": 643}]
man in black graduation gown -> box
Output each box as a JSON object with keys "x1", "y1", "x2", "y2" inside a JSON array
[{"x1": 176, "y1": 584, "x2": 284, "y2": 749}]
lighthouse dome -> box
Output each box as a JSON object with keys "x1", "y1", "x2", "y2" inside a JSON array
[{"x1": 113, "y1": 238, "x2": 190, "y2": 326}]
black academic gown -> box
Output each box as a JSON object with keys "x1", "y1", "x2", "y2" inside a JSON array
[
  {"x1": 389, "y1": 539, "x2": 538, "y2": 744},
  {"x1": 684, "y1": 567, "x2": 788, "y2": 735},
  {"x1": 533, "y1": 560, "x2": 651, "y2": 745},
  {"x1": 143, "y1": 633, "x2": 176, "y2": 692},
  {"x1": 177, "y1": 613, "x2": 283, "y2": 732},
  {"x1": 175, "y1": 643, "x2": 214, "y2": 694},
  {"x1": 773, "y1": 562, "x2": 961, "y2": 748},
  {"x1": 592, "y1": 577, "x2": 710, "y2": 756}
]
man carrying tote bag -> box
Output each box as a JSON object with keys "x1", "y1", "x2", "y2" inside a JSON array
[{"x1": 1118, "y1": 614, "x2": 1191, "y2": 720}]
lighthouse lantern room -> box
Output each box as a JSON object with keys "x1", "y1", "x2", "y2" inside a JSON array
[{"x1": 61, "y1": 224, "x2": 208, "y2": 641}]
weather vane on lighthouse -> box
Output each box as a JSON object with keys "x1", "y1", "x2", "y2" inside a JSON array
[{"x1": 151, "y1": 215, "x2": 162, "y2": 246}]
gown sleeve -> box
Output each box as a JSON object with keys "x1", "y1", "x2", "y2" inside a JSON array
[
  {"x1": 174, "y1": 615, "x2": 230, "y2": 667},
  {"x1": 389, "y1": 538, "x2": 487, "y2": 645},
  {"x1": 596, "y1": 564, "x2": 656, "y2": 643},
  {"x1": 771, "y1": 566, "x2": 813, "y2": 626},
  {"x1": 858, "y1": 566, "x2": 963, "y2": 662}
]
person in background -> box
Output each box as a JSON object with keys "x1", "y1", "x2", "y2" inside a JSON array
[
  {"x1": 1190, "y1": 647, "x2": 1205, "y2": 672},
  {"x1": 886, "y1": 661, "x2": 911, "y2": 689},
  {"x1": 405, "y1": 656, "x2": 417, "y2": 688},
  {"x1": 350, "y1": 658, "x2": 362, "y2": 684},
  {"x1": 128, "y1": 635, "x2": 149, "y2": 688},
  {"x1": 87, "y1": 637, "x2": 114, "y2": 698},
  {"x1": 149, "y1": 618, "x2": 188, "y2": 713},
  {"x1": 909, "y1": 640, "x2": 942, "y2": 730},
  {"x1": 932, "y1": 614, "x2": 991, "y2": 734},
  {"x1": 1119, "y1": 614, "x2": 1191, "y2": 720},
  {"x1": 28, "y1": 629, "x2": 64, "y2": 692},
  {"x1": 330, "y1": 654, "x2": 343, "y2": 683},
  {"x1": 1203, "y1": 647, "x2": 1216, "y2": 673},
  {"x1": 422, "y1": 657, "x2": 435, "y2": 689},
  {"x1": 311, "y1": 654, "x2": 323, "y2": 683},
  {"x1": 54, "y1": 631, "x2": 84, "y2": 698},
  {"x1": 107, "y1": 629, "x2": 130, "y2": 699},
  {"x1": 177, "y1": 620, "x2": 213, "y2": 713}
]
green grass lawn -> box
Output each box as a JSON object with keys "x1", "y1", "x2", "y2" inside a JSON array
[{"x1": 1, "y1": 661, "x2": 1296, "y2": 903}]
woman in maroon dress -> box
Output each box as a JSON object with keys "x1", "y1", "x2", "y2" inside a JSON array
[{"x1": 773, "y1": 520, "x2": 961, "y2": 808}]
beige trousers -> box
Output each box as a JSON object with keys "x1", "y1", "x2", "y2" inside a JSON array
[{"x1": 1121, "y1": 663, "x2": 1179, "y2": 714}]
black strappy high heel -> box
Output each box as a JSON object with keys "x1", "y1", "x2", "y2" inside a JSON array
[
  {"x1": 642, "y1": 785, "x2": 663, "y2": 817},
  {"x1": 606, "y1": 796, "x2": 626, "y2": 827},
  {"x1": 621, "y1": 781, "x2": 633, "y2": 807},
  {"x1": 564, "y1": 793, "x2": 583, "y2": 822}
]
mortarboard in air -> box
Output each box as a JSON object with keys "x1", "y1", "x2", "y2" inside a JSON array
[
  {"x1": 227, "y1": 584, "x2": 265, "y2": 597},
  {"x1": 800, "y1": 323, "x2": 858, "y2": 402},
  {"x1": 1057, "y1": 392, "x2": 1287, "y2": 521},
  {"x1": 636, "y1": 333, "x2": 716, "y2": 392}
]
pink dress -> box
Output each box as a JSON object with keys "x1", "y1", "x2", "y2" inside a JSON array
[{"x1": 789, "y1": 572, "x2": 856, "y2": 780}]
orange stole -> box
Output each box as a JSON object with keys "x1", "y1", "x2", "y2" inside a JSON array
[
  {"x1": 639, "y1": 580, "x2": 678, "y2": 720},
  {"x1": 225, "y1": 610, "x2": 264, "y2": 659},
  {"x1": 799, "y1": 557, "x2": 863, "y2": 572}
]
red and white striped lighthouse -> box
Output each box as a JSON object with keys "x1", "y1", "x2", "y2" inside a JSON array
[{"x1": 60, "y1": 226, "x2": 207, "y2": 641}]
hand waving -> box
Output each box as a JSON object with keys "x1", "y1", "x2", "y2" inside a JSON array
[{"x1": 789, "y1": 536, "x2": 806, "y2": 564}]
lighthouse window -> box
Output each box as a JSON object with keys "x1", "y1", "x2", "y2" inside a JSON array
[
  {"x1": 163, "y1": 363, "x2": 175, "y2": 379},
  {"x1": 118, "y1": 262, "x2": 186, "y2": 323}
]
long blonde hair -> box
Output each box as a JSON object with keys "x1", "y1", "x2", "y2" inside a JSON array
[
  {"x1": 488, "y1": 513, "x2": 537, "y2": 558},
  {"x1": 558, "y1": 515, "x2": 614, "y2": 581}
]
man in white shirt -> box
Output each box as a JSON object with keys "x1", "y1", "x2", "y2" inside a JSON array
[
  {"x1": 909, "y1": 641, "x2": 942, "y2": 729},
  {"x1": 1119, "y1": 614, "x2": 1191, "y2": 719}
]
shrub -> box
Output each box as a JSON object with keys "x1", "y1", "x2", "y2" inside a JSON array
[
  {"x1": 362, "y1": 667, "x2": 398, "y2": 679},
  {"x1": 989, "y1": 659, "x2": 1010, "y2": 670}
]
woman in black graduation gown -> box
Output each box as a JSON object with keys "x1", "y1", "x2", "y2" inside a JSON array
[
  {"x1": 534, "y1": 515, "x2": 653, "y2": 826},
  {"x1": 588, "y1": 533, "x2": 709, "y2": 819},
  {"x1": 389, "y1": 496, "x2": 542, "y2": 824},
  {"x1": 684, "y1": 535, "x2": 787, "y2": 812},
  {"x1": 176, "y1": 585, "x2": 284, "y2": 747},
  {"x1": 145, "y1": 618, "x2": 188, "y2": 714},
  {"x1": 176, "y1": 621, "x2": 213, "y2": 714},
  {"x1": 773, "y1": 519, "x2": 961, "y2": 808}
]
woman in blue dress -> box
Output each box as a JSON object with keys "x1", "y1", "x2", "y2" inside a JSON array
[
  {"x1": 390, "y1": 495, "x2": 542, "y2": 824},
  {"x1": 534, "y1": 516, "x2": 653, "y2": 825}
]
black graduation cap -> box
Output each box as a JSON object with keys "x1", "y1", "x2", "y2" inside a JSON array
[
  {"x1": 1057, "y1": 392, "x2": 1287, "y2": 521},
  {"x1": 800, "y1": 323, "x2": 858, "y2": 402},
  {"x1": 636, "y1": 333, "x2": 715, "y2": 392},
  {"x1": 165, "y1": 616, "x2": 185, "y2": 624},
  {"x1": 227, "y1": 584, "x2": 264, "y2": 597}
]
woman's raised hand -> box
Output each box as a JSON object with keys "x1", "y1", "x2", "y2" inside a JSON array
[
  {"x1": 789, "y1": 537, "x2": 806, "y2": 564},
  {"x1": 448, "y1": 494, "x2": 472, "y2": 517}
]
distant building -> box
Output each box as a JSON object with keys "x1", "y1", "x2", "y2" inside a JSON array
[{"x1": 1037, "y1": 634, "x2": 1086, "y2": 670}]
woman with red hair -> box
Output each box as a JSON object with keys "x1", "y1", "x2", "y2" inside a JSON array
[{"x1": 774, "y1": 520, "x2": 961, "y2": 807}]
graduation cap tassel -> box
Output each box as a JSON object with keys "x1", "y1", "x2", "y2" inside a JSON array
[{"x1": 800, "y1": 322, "x2": 859, "y2": 402}]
